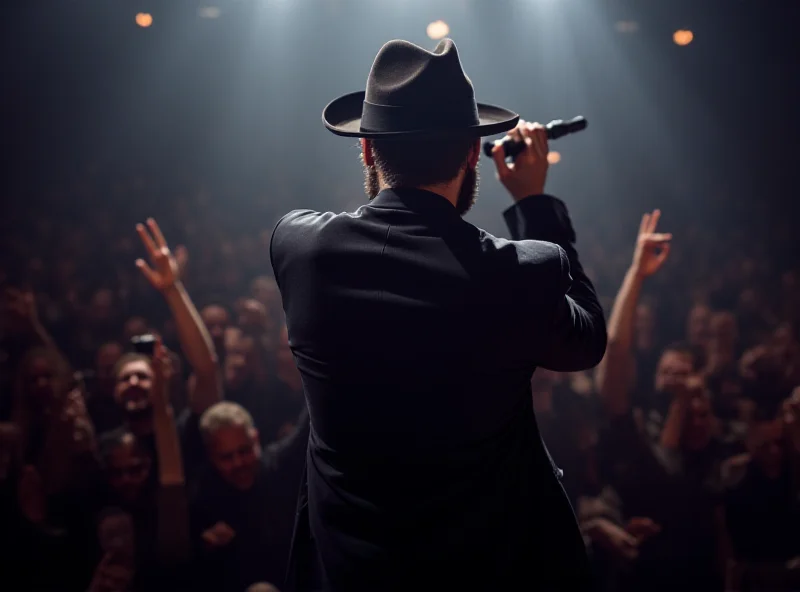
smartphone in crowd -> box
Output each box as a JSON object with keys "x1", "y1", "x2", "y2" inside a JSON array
[{"x1": 130, "y1": 334, "x2": 156, "y2": 356}]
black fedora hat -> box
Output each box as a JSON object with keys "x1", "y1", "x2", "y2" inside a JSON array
[{"x1": 323, "y1": 39, "x2": 519, "y2": 139}]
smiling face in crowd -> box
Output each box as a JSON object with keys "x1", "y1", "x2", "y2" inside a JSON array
[
  {"x1": 114, "y1": 356, "x2": 154, "y2": 418},
  {"x1": 207, "y1": 424, "x2": 262, "y2": 491}
]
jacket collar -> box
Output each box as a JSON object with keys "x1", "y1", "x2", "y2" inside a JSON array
[{"x1": 369, "y1": 187, "x2": 460, "y2": 220}]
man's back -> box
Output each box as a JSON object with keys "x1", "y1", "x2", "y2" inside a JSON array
[{"x1": 271, "y1": 188, "x2": 606, "y2": 590}]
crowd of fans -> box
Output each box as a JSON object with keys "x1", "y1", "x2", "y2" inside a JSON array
[{"x1": 0, "y1": 166, "x2": 798, "y2": 592}]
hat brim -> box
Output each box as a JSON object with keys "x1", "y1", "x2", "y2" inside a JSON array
[{"x1": 322, "y1": 91, "x2": 519, "y2": 139}]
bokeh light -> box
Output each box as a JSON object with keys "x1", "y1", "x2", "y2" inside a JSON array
[
  {"x1": 135, "y1": 13, "x2": 153, "y2": 28},
  {"x1": 199, "y1": 7, "x2": 221, "y2": 19},
  {"x1": 547, "y1": 151, "x2": 561, "y2": 165},
  {"x1": 673, "y1": 29, "x2": 694, "y2": 46},
  {"x1": 615, "y1": 21, "x2": 639, "y2": 33},
  {"x1": 426, "y1": 20, "x2": 450, "y2": 40}
]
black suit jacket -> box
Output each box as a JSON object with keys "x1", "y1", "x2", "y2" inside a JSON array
[{"x1": 270, "y1": 189, "x2": 607, "y2": 591}]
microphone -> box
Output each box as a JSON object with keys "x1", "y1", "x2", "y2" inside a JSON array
[{"x1": 483, "y1": 116, "x2": 588, "y2": 160}]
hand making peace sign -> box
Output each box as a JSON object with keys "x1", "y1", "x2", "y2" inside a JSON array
[
  {"x1": 135, "y1": 218, "x2": 181, "y2": 293},
  {"x1": 632, "y1": 209, "x2": 672, "y2": 278}
]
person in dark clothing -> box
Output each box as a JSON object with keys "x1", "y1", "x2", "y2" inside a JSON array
[
  {"x1": 532, "y1": 370, "x2": 602, "y2": 507},
  {"x1": 101, "y1": 353, "x2": 206, "y2": 484},
  {"x1": 0, "y1": 423, "x2": 95, "y2": 592},
  {"x1": 594, "y1": 211, "x2": 731, "y2": 592},
  {"x1": 598, "y1": 402, "x2": 727, "y2": 592},
  {"x1": 92, "y1": 339, "x2": 192, "y2": 592},
  {"x1": 224, "y1": 327, "x2": 301, "y2": 445},
  {"x1": 722, "y1": 413, "x2": 800, "y2": 591},
  {"x1": 270, "y1": 39, "x2": 606, "y2": 591},
  {"x1": 99, "y1": 218, "x2": 223, "y2": 482},
  {"x1": 191, "y1": 402, "x2": 309, "y2": 591}
]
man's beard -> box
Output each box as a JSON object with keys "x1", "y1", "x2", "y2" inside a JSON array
[
  {"x1": 455, "y1": 165, "x2": 480, "y2": 216},
  {"x1": 363, "y1": 164, "x2": 480, "y2": 217}
]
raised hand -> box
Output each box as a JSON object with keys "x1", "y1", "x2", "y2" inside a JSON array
[
  {"x1": 632, "y1": 210, "x2": 672, "y2": 278},
  {"x1": 135, "y1": 218, "x2": 181, "y2": 292},
  {"x1": 491, "y1": 120, "x2": 550, "y2": 201},
  {"x1": 174, "y1": 244, "x2": 189, "y2": 281},
  {"x1": 151, "y1": 337, "x2": 174, "y2": 410}
]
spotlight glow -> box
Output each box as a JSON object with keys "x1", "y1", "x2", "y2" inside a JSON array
[
  {"x1": 427, "y1": 20, "x2": 450, "y2": 40},
  {"x1": 135, "y1": 13, "x2": 153, "y2": 28},
  {"x1": 673, "y1": 30, "x2": 694, "y2": 46},
  {"x1": 547, "y1": 151, "x2": 561, "y2": 165},
  {"x1": 199, "y1": 7, "x2": 221, "y2": 19}
]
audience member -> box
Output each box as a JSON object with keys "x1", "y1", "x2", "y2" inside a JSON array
[{"x1": 0, "y1": 165, "x2": 797, "y2": 591}]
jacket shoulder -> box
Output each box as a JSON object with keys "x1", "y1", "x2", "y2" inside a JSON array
[
  {"x1": 272, "y1": 208, "x2": 335, "y2": 241},
  {"x1": 479, "y1": 231, "x2": 570, "y2": 334},
  {"x1": 270, "y1": 209, "x2": 336, "y2": 258},
  {"x1": 480, "y1": 230, "x2": 566, "y2": 280}
]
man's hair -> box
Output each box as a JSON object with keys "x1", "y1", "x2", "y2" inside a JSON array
[
  {"x1": 97, "y1": 429, "x2": 147, "y2": 466},
  {"x1": 661, "y1": 341, "x2": 703, "y2": 371},
  {"x1": 113, "y1": 353, "x2": 152, "y2": 380},
  {"x1": 369, "y1": 136, "x2": 475, "y2": 188},
  {"x1": 199, "y1": 401, "x2": 255, "y2": 446}
]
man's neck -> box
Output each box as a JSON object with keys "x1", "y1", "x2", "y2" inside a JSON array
[{"x1": 380, "y1": 180, "x2": 460, "y2": 209}]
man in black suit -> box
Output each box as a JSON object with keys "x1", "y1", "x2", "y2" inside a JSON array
[{"x1": 270, "y1": 39, "x2": 607, "y2": 591}]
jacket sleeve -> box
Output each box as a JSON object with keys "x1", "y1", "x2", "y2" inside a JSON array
[
  {"x1": 269, "y1": 209, "x2": 317, "y2": 291},
  {"x1": 503, "y1": 195, "x2": 607, "y2": 372}
]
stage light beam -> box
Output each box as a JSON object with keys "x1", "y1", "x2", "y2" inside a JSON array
[
  {"x1": 673, "y1": 30, "x2": 694, "y2": 46},
  {"x1": 199, "y1": 7, "x2": 221, "y2": 19},
  {"x1": 136, "y1": 13, "x2": 153, "y2": 28},
  {"x1": 427, "y1": 20, "x2": 450, "y2": 40}
]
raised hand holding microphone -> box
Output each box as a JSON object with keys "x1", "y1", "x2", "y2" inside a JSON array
[
  {"x1": 491, "y1": 120, "x2": 550, "y2": 201},
  {"x1": 484, "y1": 116, "x2": 587, "y2": 160}
]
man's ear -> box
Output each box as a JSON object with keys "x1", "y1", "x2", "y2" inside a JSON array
[
  {"x1": 361, "y1": 138, "x2": 375, "y2": 167},
  {"x1": 467, "y1": 138, "x2": 481, "y2": 170}
]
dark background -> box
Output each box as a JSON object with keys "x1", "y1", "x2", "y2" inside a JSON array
[{"x1": 3, "y1": 0, "x2": 799, "y2": 242}]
